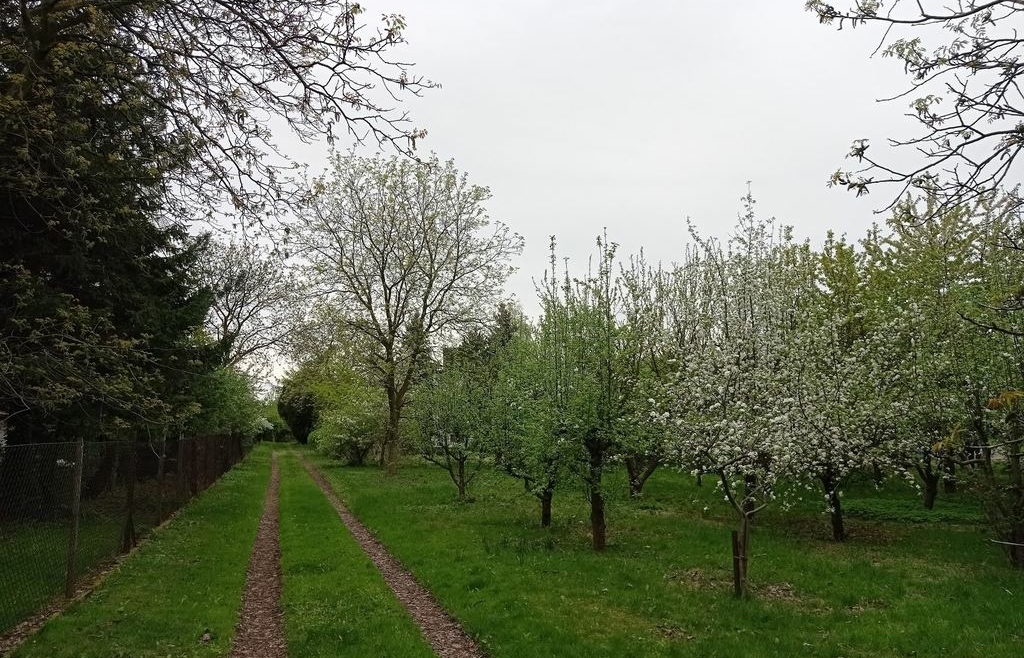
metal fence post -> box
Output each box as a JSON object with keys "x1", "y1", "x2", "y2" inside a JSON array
[
  {"x1": 64, "y1": 438, "x2": 84, "y2": 598},
  {"x1": 120, "y1": 440, "x2": 137, "y2": 553}
]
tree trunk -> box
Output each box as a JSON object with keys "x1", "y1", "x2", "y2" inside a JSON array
[
  {"x1": 733, "y1": 513, "x2": 751, "y2": 597},
  {"x1": 1005, "y1": 434, "x2": 1023, "y2": 569},
  {"x1": 942, "y1": 457, "x2": 957, "y2": 494},
  {"x1": 155, "y1": 437, "x2": 166, "y2": 524},
  {"x1": 383, "y1": 389, "x2": 402, "y2": 476},
  {"x1": 540, "y1": 487, "x2": 553, "y2": 528},
  {"x1": 820, "y1": 471, "x2": 846, "y2": 542},
  {"x1": 921, "y1": 466, "x2": 939, "y2": 510},
  {"x1": 456, "y1": 459, "x2": 467, "y2": 499},
  {"x1": 917, "y1": 455, "x2": 941, "y2": 509},
  {"x1": 872, "y1": 462, "x2": 885, "y2": 487},
  {"x1": 625, "y1": 454, "x2": 661, "y2": 498},
  {"x1": 588, "y1": 444, "x2": 606, "y2": 551}
]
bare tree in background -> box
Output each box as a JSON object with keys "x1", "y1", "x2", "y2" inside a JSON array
[
  {"x1": 807, "y1": 0, "x2": 1023, "y2": 214},
  {"x1": 291, "y1": 154, "x2": 523, "y2": 474},
  {"x1": 4, "y1": 0, "x2": 434, "y2": 228},
  {"x1": 201, "y1": 241, "x2": 306, "y2": 381}
]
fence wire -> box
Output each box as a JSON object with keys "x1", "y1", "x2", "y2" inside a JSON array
[{"x1": 0, "y1": 435, "x2": 249, "y2": 634}]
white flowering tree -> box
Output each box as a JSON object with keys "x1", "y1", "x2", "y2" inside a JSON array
[
  {"x1": 659, "y1": 197, "x2": 812, "y2": 596},
  {"x1": 784, "y1": 235, "x2": 914, "y2": 541},
  {"x1": 617, "y1": 254, "x2": 674, "y2": 497}
]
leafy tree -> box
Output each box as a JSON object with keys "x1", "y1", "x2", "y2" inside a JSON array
[
  {"x1": 6, "y1": 1, "x2": 433, "y2": 227},
  {"x1": 489, "y1": 320, "x2": 566, "y2": 527},
  {"x1": 188, "y1": 368, "x2": 263, "y2": 438},
  {"x1": 535, "y1": 235, "x2": 642, "y2": 551},
  {"x1": 292, "y1": 154, "x2": 522, "y2": 473},
  {"x1": 200, "y1": 240, "x2": 306, "y2": 380},
  {"x1": 785, "y1": 235, "x2": 912, "y2": 540},
  {"x1": 865, "y1": 196, "x2": 1024, "y2": 566},
  {"x1": 659, "y1": 198, "x2": 812, "y2": 595},
  {"x1": 413, "y1": 333, "x2": 493, "y2": 499},
  {"x1": 0, "y1": 14, "x2": 214, "y2": 441},
  {"x1": 808, "y1": 0, "x2": 1024, "y2": 215},
  {"x1": 307, "y1": 358, "x2": 384, "y2": 465},
  {"x1": 277, "y1": 370, "x2": 319, "y2": 445}
]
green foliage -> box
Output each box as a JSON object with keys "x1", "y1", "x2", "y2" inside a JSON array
[
  {"x1": 0, "y1": 10, "x2": 215, "y2": 440},
  {"x1": 188, "y1": 368, "x2": 263, "y2": 438},
  {"x1": 306, "y1": 360, "x2": 383, "y2": 465},
  {"x1": 412, "y1": 327, "x2": 508, "y2": 497},
  {"x1": 256, "y1": 402, "x2": 291, "y2": 442},
  {"x1": 278, "y1": 371, "x2": 319, "y2": 446}
]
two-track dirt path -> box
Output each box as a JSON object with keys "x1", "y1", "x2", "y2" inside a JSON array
[
  {"x1": 300, "y1": 456, "x2": 486, "y2": 658},
  {"x1": 230, "y1": 451, "x2": 484, "y2": 658}
]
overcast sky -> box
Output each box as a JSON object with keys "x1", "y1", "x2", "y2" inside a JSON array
[{"x1": 292, "y1": 1, "x2": 923, "y2": 313}]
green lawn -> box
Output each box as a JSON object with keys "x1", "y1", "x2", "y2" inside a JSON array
[
  {"x1": 12, "y1": 445, "x2": 272, "y2": 658},
  {"x1": 310, "y1": 453, "x2": 1024, "y2": 658},
  {"x1": 1, "y1": 483, "x2": 170, "y2": 635},
  {"x1": 277, "y1": 452, "x2": 434, "y2": 657}
]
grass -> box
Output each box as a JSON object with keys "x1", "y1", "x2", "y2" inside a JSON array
[
  {"x1": 309, "y1": 451, "x2": 1024, "y2": 658},
  {"x1": 12, "y1": 445, "x2": 272, "y2": 658},
  {"x1": 277, "y1": 452, "x2": 434, "y2": 657},
  {"x1": 0, "y1": 483, "x2": 172, "y2": 635}
]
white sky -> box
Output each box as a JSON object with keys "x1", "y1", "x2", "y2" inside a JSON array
[{"x1": 289, "y1": 1, "x2": 923, "y2": 314}]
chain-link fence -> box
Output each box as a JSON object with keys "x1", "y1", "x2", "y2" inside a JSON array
[{"x1": 0, "y1": 434, "x2": 249, "y2": 634}]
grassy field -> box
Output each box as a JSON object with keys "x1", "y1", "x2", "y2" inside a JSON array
[
  {"x1": 1, "y1": 484, "x2": 171, "y2": 635},
  {"x1": 277, "y1": 452, "x2": 434, "y2": 657},
  {"x1": 11, "y1": 446, "x2": 272, "y2": 658},
  {"x1": 310, "y1": 453, "x2": 1024, "y2": 658}
]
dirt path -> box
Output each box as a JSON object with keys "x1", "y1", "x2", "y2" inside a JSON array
[
  {"x1": 300, "y1": 457, "x2": 485, "y2": 658},
  {"x1": 229, "y1": 452, "x2": 286, "y2": 658}
]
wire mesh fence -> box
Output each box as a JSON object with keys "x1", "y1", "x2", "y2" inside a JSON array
[{"x1": 0, "y1": 434, "x2": 249, "y2": 634}]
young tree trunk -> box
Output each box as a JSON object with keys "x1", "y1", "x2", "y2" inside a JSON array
[
  {"x1": 625, "y1": 454, "x2": 661, "y2": 498},
  {"x1": 872, "y1": 462, "x2": 885, "y2": 487},
  {"x1": 456, "y1": 459, "x2": 467, "y2": 499},
  {"x1": 732, "y1": 513, "x2": 751, "y2": 597},
  {"x1": 588, "y1": 444, "x2": 607, "y2": 551},
  {"x1": 540, "y1": 486, "x2": 554, "y2": 528},
  {"x1": 921, "y1": 466, "x2": 940, "y2": 510},
  {"x1": 923, "y1": 476, "x2": 939, "y2": 509},
  {"x1": 820, "y1": 471, "x2": 847, "y2": 542}
]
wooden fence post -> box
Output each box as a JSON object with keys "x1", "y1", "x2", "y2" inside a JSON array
[
  {"x1": 64, "y1": 438, "x2": 84, "y2": 597},
  {"x1": 731, "y1": 530, "x2": 742, "y2": 598}
]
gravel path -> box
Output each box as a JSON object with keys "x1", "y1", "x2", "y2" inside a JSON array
[
  {"x1": 301, "y1": 457, "x2": 485, "y2": 658},
  {"x1": 229, "y1": 453, "x2": 286, "y2": 658}
]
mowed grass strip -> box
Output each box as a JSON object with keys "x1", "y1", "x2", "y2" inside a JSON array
[
  {"x1": 277, "y1": 453, "x2": 434, "y2": 658},
  {"x1": 309, "y1": 452, "x2": 1024, "y2": 658},
  {"x1": 12, "y1": 444, "x2": 273, "y2": 658}
]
